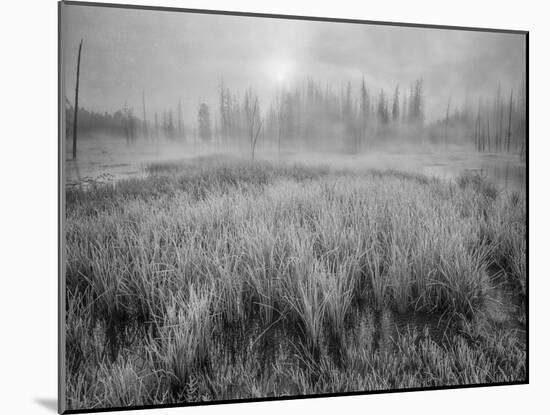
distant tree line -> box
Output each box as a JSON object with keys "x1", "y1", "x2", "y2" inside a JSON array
[
  {"x1": 66, "y1": 74, "x2": 526, "y2": 160},
  {"x1": 214, "y1": 77, "x2": 426, "y2": 154},
  {"x1": 65, "y1": 98, "x2": 188, "y2": 144},
  {"x1": 426, "y1": 76, "x2": 527, "y2": 159},
  {"x1": 65, "y1": 101, "x2": 138, "y2": 140}
]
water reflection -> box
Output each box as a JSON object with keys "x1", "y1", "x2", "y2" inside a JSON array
[
  {"x1": 65, "y1": 138, "x2": 527, "y2": 194},
  {"x1": 424, "y1": 160, "x2": 526, "y2": 193},
  {"x1": 373, "y1": 308, "x2": 448, "y2": 353}
]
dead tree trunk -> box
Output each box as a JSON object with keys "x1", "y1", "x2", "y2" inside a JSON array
[
  {"x1": 177, "y1": 100, "x2": 183, "y2": 140},
  {"x1": 142, "y1": 91, "x2": 149, "y2": 141},
  {"x1": 499, "y1": 101, "x2": 504, "y2": 152},
  {"x1": 474, "y1": 106, "x2": 480, "y2": 152},
  {"x1": 278, "y1": 127, "x2": 282, "y2": 156},
  {"x1": 277, "y1": 98, "x2": 283, "y2": 157},
  {"x1": 154, "y1": 112, "x2": 159, "y2": 142},
  {"x1": 244, "y1": 89, "x2": 262, "y2": 160},
  {"x1": 251, "y1": 119, "x2": 263, "y2": 160},
  {"x1": 444, "y1": 96, "x2": 451, "y2": 148},
  {"x1": 507, "y1": 90, "x2": 513, "y2": 152},
  {"x1": 72, "y1": 39, "x2": 83, "y2": 160},
  {"x1": 520, "y1": 140, "x2": 526, "y2": 162}
]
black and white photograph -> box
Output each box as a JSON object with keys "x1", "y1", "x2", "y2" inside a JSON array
[{"x1": 58, "y1": 1, "x2": 527, "y2": 413}]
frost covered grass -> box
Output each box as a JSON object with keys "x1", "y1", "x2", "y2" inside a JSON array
[{"x1": 65, "y1": 158, "x2": 526, "y2": 410}]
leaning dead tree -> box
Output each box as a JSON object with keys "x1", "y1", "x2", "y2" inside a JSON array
[
  {"x1": 244, "y1": 88, "x2": 263, "y2": 160},
  {"x1": 251, "y1": 118, "x2": 263, "y2": 160},
  {"x1": 72, "y1": 39, "x2": 83, "y2": 160}
]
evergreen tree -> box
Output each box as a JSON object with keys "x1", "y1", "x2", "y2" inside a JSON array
[
  {"x1": 198, "y1": 103, "x2": 212, "y2": 142},
  {"x1": 392, "y1": 85, "x2": 400, "y2": 122}
]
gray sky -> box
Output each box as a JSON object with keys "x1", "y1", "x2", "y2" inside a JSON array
[{"x1": 61, "y1": 4, "x2": 526, "y2": 124}]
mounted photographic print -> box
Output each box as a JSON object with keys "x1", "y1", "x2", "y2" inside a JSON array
[{"x1": 59, "y1": 1, "x2": 528, "y2": 413}]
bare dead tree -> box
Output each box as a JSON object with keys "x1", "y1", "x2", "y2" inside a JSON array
[
  {"x1": 507, "y1": 89, "x2": 513, "y2": 152},
  {"x1": 72, "y1": 39, "x2": 83, "y2": 160},
  {"x1": 520, "y1": 139, "x2": 526, "y2": 162},
  {"x1": 499, "y1": 100, "x2": 504, "y2": 151},
  {"x1": 252, "y1": 119, "x2": 263, "y2": 160},
  {"x1": 244, "y1": 89, "x2": 263, "y2": 160},
  {"x1": 123, "y1": 101, "x2": 130, "y2": 143},
  {"x1": 474, "y1": 102, "x2": 481, "y2": 152},
  {"x1": 494, "y1": 83, "x2": 502, "y2": 151},
  {"x1": 487, "y1": 113, "x2": 491, "y2": 153},
  {"x1": 177, "y1": 100, "x2": 183, "y2": 141},
  {"x1": 274, "y1": 90, "x2": 284, "y2": 156},
  {"x1": 444, "y1": 96, "x2": 451, "y2": 147},
  {"x1": 154, "y1": 112, "x2": 159, "y2": 142},
  {"x1": 142, "y1": 91, "x2": 149, "y2": 141}
]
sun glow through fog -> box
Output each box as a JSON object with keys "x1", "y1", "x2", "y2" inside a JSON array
[{"x1": 267, "y1": 58, "x2": 294, "y2": 84}]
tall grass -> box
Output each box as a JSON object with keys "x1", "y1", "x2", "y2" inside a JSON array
[{"x1": 65, "y1": 158, "x2": 526, "y2": 410}]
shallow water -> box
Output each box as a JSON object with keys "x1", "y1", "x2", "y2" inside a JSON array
[
  {"x1": 65, "y1": 137, "x2": 526, "y2": 193},
  {"x1": 423, "y1": 159, "x2": 525, "y2": 193},
  {"x1": 284, "y1": 151, "x2": 526, "y2": 193},
  {"x1": 65, "y1": 136, "x2": 218, "y2": 188},
  {"x1": 206, "y1": 291, "x2": 525, "y2": 379}
]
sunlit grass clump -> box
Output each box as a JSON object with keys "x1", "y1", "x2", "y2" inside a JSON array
[{"x1": 65, "y1": 158, "x2": 526, "y2": 410}]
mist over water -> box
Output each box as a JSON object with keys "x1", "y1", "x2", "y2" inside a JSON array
[{"x1": 66, "y1": 134, "x2": 525, "y2": 194}]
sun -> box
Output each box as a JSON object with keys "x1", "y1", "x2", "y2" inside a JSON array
[{"x1": 267, "y1": 58, "x2": 293, "y2": 84}]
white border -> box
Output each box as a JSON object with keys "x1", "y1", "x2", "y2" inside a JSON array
[{"x1": 1, "y1": 1, "x2": 545, "y2": 414}]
